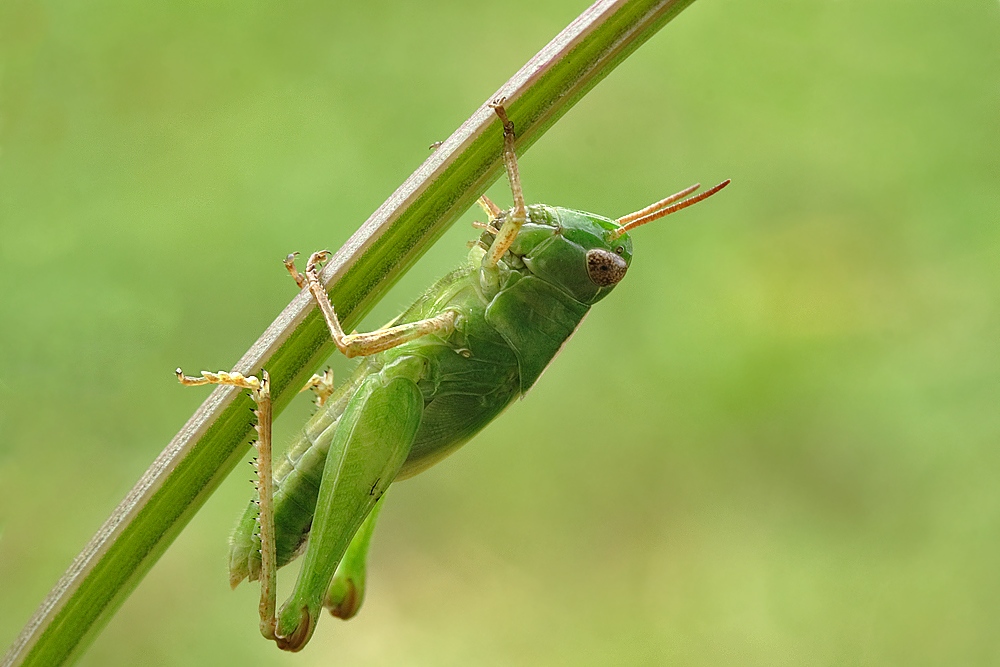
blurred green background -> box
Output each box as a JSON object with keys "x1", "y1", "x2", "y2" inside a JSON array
[{"x1": 2, "y1": 1, "x2": 999, "y2": 665}]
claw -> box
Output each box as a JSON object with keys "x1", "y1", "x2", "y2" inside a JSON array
[
  {"x1": 301, "y1": 369, "x2": 335, "y2": 407},
  {"x1": 306, "y1": 250, "x2": 332, "y2": 274},
  {"x1": 284, "y1": 252, "x2": 306, "y2": 288}
]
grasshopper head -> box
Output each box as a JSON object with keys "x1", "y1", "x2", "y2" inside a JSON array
[
  {"x1": 507, "y1": 180, "x2": 730, "y2": 305},
  {"x1": 504, "y1": 205, "x2": 633, "y2": 305}
]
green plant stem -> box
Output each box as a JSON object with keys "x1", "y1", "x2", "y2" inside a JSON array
[{"x1": 2, "y1": 0, "x2": 698, "y2": 664}]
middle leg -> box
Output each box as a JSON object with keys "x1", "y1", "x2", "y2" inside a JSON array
[{"x1": 288, "y1": 251, "x2": 456, "y2": 359}]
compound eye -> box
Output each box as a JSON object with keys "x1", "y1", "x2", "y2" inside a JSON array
[{"x1": 586, "y1": 248, "x2": 628, "y2": 287}]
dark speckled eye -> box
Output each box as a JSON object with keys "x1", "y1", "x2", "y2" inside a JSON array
[{"x1": 586, "y1": 248, "x2": 628, "y2": 287}]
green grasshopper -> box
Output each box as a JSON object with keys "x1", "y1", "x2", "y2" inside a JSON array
[{"x1": 177, "y1": 101, "x2": 729, "y2": 651}]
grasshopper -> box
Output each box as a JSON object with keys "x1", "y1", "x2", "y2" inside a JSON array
[{"x1": 177, "y1": 101, "x2": 729, "y2": 651}]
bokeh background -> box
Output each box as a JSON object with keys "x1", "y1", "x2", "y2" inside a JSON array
[{"x1": 2, "y1": 1, "x2": 999, "y2": 665}]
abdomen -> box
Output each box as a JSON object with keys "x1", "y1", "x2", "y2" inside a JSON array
[{"x1": 397, "y1": 309, "x2": 522, "y2": 479}]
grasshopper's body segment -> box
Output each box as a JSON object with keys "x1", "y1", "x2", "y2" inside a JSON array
[
  {"x1": 180, "y1": 101, "x2": 729, "y2": 651},
  {"x1": 228, "y1": 205, "x2": 627, "y2": 583}
]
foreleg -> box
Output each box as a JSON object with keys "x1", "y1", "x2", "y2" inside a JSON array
[{"x1": 484, "y1": 99, "x2": 527, "y2": 267}]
